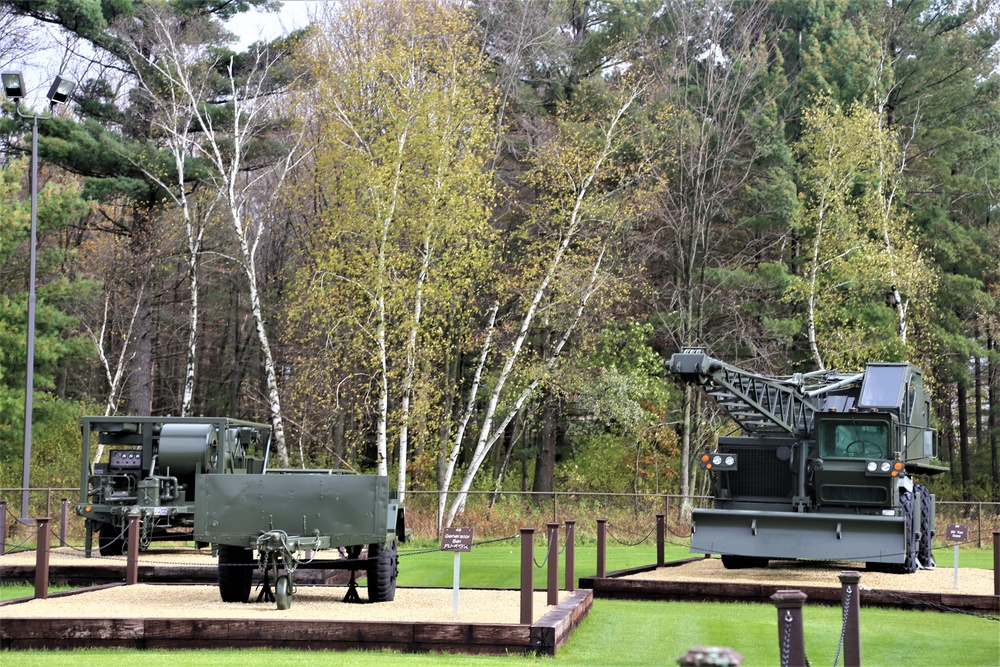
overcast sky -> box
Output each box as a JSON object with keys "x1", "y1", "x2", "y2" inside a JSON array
[{"x1": 225, "y1": 1, "x2": 322, "y2": 49}]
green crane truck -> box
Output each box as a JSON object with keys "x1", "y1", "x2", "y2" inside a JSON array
[{"x1": 667, "y1": 348, "x2": 948, "y2": 573}]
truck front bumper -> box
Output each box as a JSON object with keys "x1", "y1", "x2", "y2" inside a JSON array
[{"x1": 691, "y1": 508, "x2": 906, "y2": 564}]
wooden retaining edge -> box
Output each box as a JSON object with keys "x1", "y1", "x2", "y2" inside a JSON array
[
  {"x1": 0, "y1": 587, "x2": 595, "y2": 656},
  {"x1": 0, "y1": 563, "x2": 352, "y2": 587},
  {"x1": 579, "y1": 572, "x2": 999, "y2": 613}
]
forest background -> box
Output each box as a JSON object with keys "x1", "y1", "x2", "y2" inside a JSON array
[{"x1": 0, "y1": 0, "x2": 997, "y2": 526}]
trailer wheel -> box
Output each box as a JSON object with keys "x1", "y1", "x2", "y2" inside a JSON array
[
  {"x1": 98, "y1": 522, "x2": 126, "y2": 556},
  {"x1": 275, "y1": 574, "x2": 292, "y2": 610},
  {"x1": 367, "y1": 540, "x2": 398, "y2": 602},
  {"x1": 218, "y1": 544, "x2": 254, "y2": 603}
]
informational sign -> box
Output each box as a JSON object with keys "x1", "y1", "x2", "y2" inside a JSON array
[
  {"x1": 441, "y1": 527, "x2": 474, "y2": 552},
  {"x1": 945, "y1": 524, "x2": 969, "y2": 541},
  {"x1": 441, "y1": 527, "x2": 474, "y2": 615}
]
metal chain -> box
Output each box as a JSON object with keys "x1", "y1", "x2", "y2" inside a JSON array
[
  {"x1": 781, "y1": 609, "x2": 792, "y2": 667},
  {"x1": 860, "y1": 586, "x2": 1000, "y2": 621},
  {"x1": 533, "y1": 534, "x2": 555, "y2": 569},
  {"x1": 605, "y1": 522, "x2": 654, "y2": 547},
  {"x1": 832, "y1": 584, "x2": 852, "y2": 667}
]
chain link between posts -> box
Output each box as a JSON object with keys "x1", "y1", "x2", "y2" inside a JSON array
[{"x1": 832, "y1": 583, "x2": 852, "y2": 667}]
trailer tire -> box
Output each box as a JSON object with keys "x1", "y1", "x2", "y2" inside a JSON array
[
  {"x1": 218, "y1": 544, "x2": 254, "y2": 603},
  {"x1": 98, "y1": 522, "x2": 126, "y2": 556},
  {"x1": 367, "y1": 540, "x2": 397, "y2": 602}
]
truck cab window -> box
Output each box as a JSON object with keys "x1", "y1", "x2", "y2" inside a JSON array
[{"x1": 819, "y1": 420, "x2": 888, "y2": 459}]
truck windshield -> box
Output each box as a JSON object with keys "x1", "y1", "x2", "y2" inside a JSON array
[{"x1": 818, "y1": 420, "x2": 889, "y2": 459}]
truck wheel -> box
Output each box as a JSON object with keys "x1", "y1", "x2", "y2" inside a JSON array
[
  {"x1": 900, "y1": 489, "x2": 918, "y2": 574},
  {"x1": 916, "y1": 485, "x2": 935, "y2": 568},
  {"x1": 218, "y1": 544, "x2": 254, "y2": 603},
  {"x1": 721, "y1": 554, "x2": 768, "y2": 569},
  {"x1": 98, "y1": 522, "x2": 126, "y2": 556},
  {"x1": 367, "y1": 540, "x2": 397, "y2": 602}
]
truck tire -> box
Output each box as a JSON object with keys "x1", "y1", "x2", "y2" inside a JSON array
[
  {"x1": 900, "y1": 489, "x2": 918, "y2": 574},
  {"x1": 98, "y1": 522, "x2": 126, "y2": 556},
  {"x1": 367, "y1": 540, "x2": 397, "y2": 602},
  {"x1": 916, "y1": 484, "x2": 935, "y2": 568},
  {"x1": 721, "y1": 554, "x2": 768, "y2": 569},
  {"x1": 218, "y1": 544, "x2": 254, "y2": 603}
]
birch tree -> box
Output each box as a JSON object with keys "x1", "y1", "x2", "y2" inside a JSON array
[
  {"x1": 293, "y1": 0, "x2": 497, "y2": 487},
  {"x1": 789, "y1": 99, "x2": 936, "y2": 369},
  {"x1": 118, "y1": 6, "x2": 223, "y2": 415},
  {"x1": 440, "y1": 79, "x2": 645, "y2": 527},
  {"x1": 143, "y1": 26, "x2": 309, "y2": 465}
]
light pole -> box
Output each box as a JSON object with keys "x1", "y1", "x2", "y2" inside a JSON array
[{"x1": 1, "y1": 71, "x2": 76, "y2": 521}]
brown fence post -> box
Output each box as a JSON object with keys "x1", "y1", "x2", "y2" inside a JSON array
[
  {"x1": 0, "y1": 499, "x2": 7, "y2": 554},
  {"x1": 656, "y1": 513, "x2": 665, "y2": 567},
  {"x1": 59, "y1": 498, "x2": 68, "y2": 547},
  {"x1": 520, "y1": 527, "x2": 535, "y2": 625},
  {"x1": 564, "y1": 519, "x2": 576, "y2": 592},
  {"x1": 126, "y1": 513, "x2": 140, "y2": 585},
  {"x1": 771, "y1": 590, "x2": 808, "y2": 667},
  {"x1": 993, "y1": 530, "x2": 999, "y2": 597},
  {"x1": 597, "y1": 518, "x2": 607, "y2": 578},
  {"x1": 34, "y1": 517, "x2": 51, "y2": 599},
  {"x1": 838, "y1": 571, "x2": 862, "y2": 667},
  {"x1": 546, "y1": 522, "x2": 560, "y2": 606}
]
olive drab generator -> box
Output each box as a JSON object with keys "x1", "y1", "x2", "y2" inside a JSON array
[
  {"x1": 667, "y1": 348, "x2": 948, "y2": 572},
  {"x1": 76, "y1": 416, "x2": 405, "y2": 609}
]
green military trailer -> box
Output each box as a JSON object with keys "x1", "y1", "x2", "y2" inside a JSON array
[
  {"x1": 76, "y1": 416, "x2": 272, "y2": 557},
  {"x1": 667, "y1": 348, "x2": 948, "y2": 573},
  {"x1": 76, "y1": 415, "x2": 405, "y2": 609},
  {"x1": 194, "y1": 470, "x2": 405, "y2": 609}
]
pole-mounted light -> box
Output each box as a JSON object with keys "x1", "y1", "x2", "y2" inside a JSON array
[
  {"x1": 1, "y1": 71, "x2": 76, "y2": 521},
  {"x1": 2, "y1": 71, "x2": 25, "y2": 100}
]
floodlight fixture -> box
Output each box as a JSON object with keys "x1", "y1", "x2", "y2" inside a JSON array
[
  {"x1": 1, "y1": 71, "x2": 25, "y2": 100},
  {"x1": 0, "y1": 70, "x2": 78, "y2": 521},
  {"x1": 46, "y1": 74, "x2": 75, "y2": 105}
]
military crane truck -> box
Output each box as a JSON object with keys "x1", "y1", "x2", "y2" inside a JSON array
[
  {"x1": 667, "y1": 348, "x2": 948, "y2": 573},
  {"x1": 76, "y1": 416, "x2": 272, "y2": 556}
]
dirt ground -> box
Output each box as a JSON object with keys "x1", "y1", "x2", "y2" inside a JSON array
[
  {"x1": 624, "y1": 556, "x2": 997, "y2": 596},
  {"x1": 2, "y1": 546, "x2": 995, "y2": 623},
  {"x1": 0, "y1": 546, "x2": 567, "y2": 623},
  {"x1": 0, "y1": 583, "x2": 567, "y2": 623}
]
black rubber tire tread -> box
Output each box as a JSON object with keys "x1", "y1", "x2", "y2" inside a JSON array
[
  {"x1": 218, "y1": 544, "x2": 254, "y2": 603},
  {"x1": 97, "y1": 522, "x2": 126, "y2": 556},
  {"x1": 917, "y1": 484, "x2": 935, "y2": 568},
  {"x1": 720, "y1": 554, "x2": 768, "y2": 569},
  {"x1": 275, "y1": 575, "x2": 291, "y2": 610},
  {"x1": 367, "y1": 540, "x2": 398, "y2": 602},
  {"x1": 900, "y1": 489, "x2": 918, "y2": 574}
]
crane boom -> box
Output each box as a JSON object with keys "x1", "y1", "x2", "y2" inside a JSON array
[{"x1": 667, "y1": 347, "x2": 861, "y2": 437}]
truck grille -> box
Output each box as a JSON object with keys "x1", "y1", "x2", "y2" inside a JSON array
[{"x1": 719, "y1": 443, "x2": 794, "y2": 499}]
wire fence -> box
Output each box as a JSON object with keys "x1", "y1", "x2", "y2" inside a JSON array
[{"x1": 2, "y1": 486, "x2": 997, "y2": 552}]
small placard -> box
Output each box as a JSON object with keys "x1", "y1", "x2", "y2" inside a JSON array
[
  {"x1": 441, "y1": 527, "x2": 474, "y2": 552},
  {"x1": 945, "y1": 524, "x2": 968, "y2": 541}
]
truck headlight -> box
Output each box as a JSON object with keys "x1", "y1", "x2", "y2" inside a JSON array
[
  {"x1": 880, "y1": 461, "x2": 892, "y2": 473},
  {"x1": 866, "y1": 461, "x2": 878, "y2": 472},
  {"x1": 712, "y1": 455, "x2": 723, "y2": 466}
]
